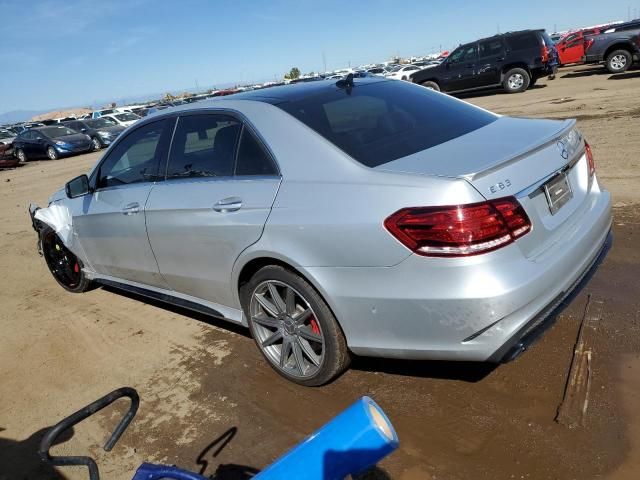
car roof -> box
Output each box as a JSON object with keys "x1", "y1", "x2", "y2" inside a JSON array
[
  {"x1": 459, "y1": 29, "x2": 546, "y2": 46},
  {"x1": 199, "y1": 76, "x2": 389, "y2": 105}
]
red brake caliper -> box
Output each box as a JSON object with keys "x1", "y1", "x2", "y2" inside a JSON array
[
  {"x1": 310, "y1": 317, "x2": 320, "y2": 335},
  {"x1": 73, "y1": 262, "x2": 79, "y2": 273}
]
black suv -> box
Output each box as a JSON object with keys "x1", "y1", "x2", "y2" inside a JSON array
[{"x1": 410, "y1": 30, "x2": 558, "y2": 94}]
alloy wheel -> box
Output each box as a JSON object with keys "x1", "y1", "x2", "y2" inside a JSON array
[
  {"x1": 16, "y1": 149, "x2": 26, "y2": 162},
  {"x1": 610, "y1": 55, "x2": 627, "y2": 71},
  {"x1": 92, "y1": 137, "x2": 101, "y2": 150},
  {"x1": 47, "y1": 147, "x2": 57, "y2": 160},
  {"x1": 508, "y1": 73, "x2": 524, "y2": 90},
  {"x1": 42, "y1": 231, "x2": 81, "y2": 289},
  {"x1": 250, "y1": 280, "x2": 325, "y2": 378}
]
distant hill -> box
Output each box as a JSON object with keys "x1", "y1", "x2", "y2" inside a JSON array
[{"x1": 0, "y1": 110, "x2": 46, "y2": 124}]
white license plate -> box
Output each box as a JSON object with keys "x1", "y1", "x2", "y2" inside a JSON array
[{"x1": 544, "y1": 173, "x2": 573, "y2": 215}]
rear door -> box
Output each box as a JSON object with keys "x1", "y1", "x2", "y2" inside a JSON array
[
  {"x1": 475, "y1": 38, "x2": 505, "y2": 86},
  {"x1": 145, "y1": 112, "x2": 281, "y2": 308},
  {"x1": 18, "y1": 131, "x2": 35, "y2": 156}
]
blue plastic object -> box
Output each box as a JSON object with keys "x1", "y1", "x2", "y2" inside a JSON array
[
  {"x1": 254, "y1": 396, "x2": 399, "y2": 480},
  {"x1": 131, "y1": 463, "x2": 208, "y2": 480}
]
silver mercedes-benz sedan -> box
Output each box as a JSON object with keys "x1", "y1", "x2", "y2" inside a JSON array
[{"x1": 30, "y1": 77, "x2": 611, "y2": 386}]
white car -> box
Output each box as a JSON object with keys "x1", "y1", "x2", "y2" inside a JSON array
[
  {"x1": 101, "y1": 112, "x2": 141, "y2": 128},
  {"x1": 384, "y1": 65, "x2": 421, "y2": 81}
]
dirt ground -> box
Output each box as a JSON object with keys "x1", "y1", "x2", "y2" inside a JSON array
[{"x1": 1, "y1": 64, "x2": 639, "y2": 480}]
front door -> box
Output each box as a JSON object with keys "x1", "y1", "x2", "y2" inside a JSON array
[
  {"x1": 145, "y1": 113, "x2": 281, "y2": 308},
  {"x1": 558, "y1": 33, "x2": 584, "y2": 64},
  {"x1": 73, "y1": 118, "x2": 173, "y2": 288},
  {"x1": 442, "y1": 43, "x2": 479, "y2": 91}
]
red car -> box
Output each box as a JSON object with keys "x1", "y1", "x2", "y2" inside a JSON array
[
  {"x1": 0, "y1": 143, "x2": 19, "y2": 168},
  {"x1": 556, "y1": 26, "x2": 612, "y2": 65}
]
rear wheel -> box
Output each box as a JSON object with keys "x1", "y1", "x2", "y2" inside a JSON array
[
  {"x1": 503, "y1": 68, "x2": 530, "y2": 93},
  {"x1": 420, "y1": 80, "x2": 440, "y2": 91},
  {"x1": 41, "y1": 227, "x2": 92, "y2": 293},
  {"x1": 606, "y1": 50, "x2": 632, "y2": 73},
  {"x1": 46, "y1": 146, "x2": 58, "y2": 160},
  {"x1": 91, "y1": 136, "x2": 102, "y2": 151},
  {"x1": 16, "y1": 148, "x2": 26, "y2": 162},
  {"x1": 242, "y1": 265, "x2": 350, "y2": 386}
]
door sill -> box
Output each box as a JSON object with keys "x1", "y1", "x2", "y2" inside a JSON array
[{"x1": 87, "y1": 273, "x2": 245, "y2": 325}]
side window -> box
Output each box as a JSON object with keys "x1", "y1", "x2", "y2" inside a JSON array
[
  {"x1": 478, "y1": 39, "x2": 504, "y2": 58},
  {"x1": 167, "y1": 114, "x2": 241, "y2": 179},
  {"x1": 506, "y1": 33, "x2": 540, "y2": 51},
  {"x1": 22, "y1": 131, "x2": 34, "y2": 140},
  {"x1": 96, "y1": 119, "x2": 168, "y2": 189},
  {"x1": 449, "y1": 44, "x2": 478, "y2": 63},
  {"x1": 566, "y1": 38, "x2": 582, "y2": 48},
  {"x1": 235, "y1": 127, "x2": 277, "y2": 176}
]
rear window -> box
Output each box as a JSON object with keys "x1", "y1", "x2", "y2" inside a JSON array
[
  {"x1": 276, "y1": 80, "x2": 497, "y2": 168},
  {"x1": 506, "y1": 33, "x2": 540, "y2": 50}
]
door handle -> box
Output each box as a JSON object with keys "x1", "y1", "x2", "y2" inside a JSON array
[
  {"x1": 213, "y1": 197, "x2": 242, "y2": 213},
  {"x1": 122, "y1": 202, "x2": 140, "y2": 215}
]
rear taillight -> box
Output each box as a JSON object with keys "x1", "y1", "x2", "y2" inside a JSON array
[
  {"x1": 541, "y1": 45, "x2": 550, "y2": 62},
  {"x1": 584, "y1": 38, "x2": 595, "y2": 52},
  {"x1": 384, "y1": 197, "x2": 531, "y2": 257},
  {"x1": 585, "y1": 141, "x2": 596, "y2": 176}
]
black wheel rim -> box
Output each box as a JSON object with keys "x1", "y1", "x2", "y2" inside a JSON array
[{"x1": 42, "y1": 231, "x2": 81, "y2": 288}]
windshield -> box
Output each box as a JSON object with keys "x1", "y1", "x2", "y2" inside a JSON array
[
  {"x1": 115, "y1": 113, "x2": 139, "y2": 121},
  {"x1": 86, "y1": 119, "x2": 115, "y2": 128},
  {"x1": 277, "y1": 79, "x2": 497, "y2": 168},
  {"x1": 39, "y1": 126, "x2": 77, "y2": 138}
]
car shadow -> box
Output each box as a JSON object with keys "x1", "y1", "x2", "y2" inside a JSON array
[
  {"x1": 0, "y1": 426, "x2": 74, "y2": 480},
  {"x1": 608, "y1": 69, "x2": 640, "y2": 80},
  {"x1": 351, "y1": 357, "x2": 497, "y2": 382},
  {"x1": 456, "y1": 83, "x2": 547, "y2": 100},
  {"x1": 100, "y1": 285, "x2": 252, "y2": 339},
  {"x1": 561, "y1": 66, "x2": 610, "y2": 78}
]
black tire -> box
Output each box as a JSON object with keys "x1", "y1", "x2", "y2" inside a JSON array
[
  {"x1": 606, "y1": 49, "x2": 632, "y2": 74},
  {"x1": 503, "y1": 68, "x2": 530, "y2": 93},
  {"x1": 41, "y1": 226, "x2": 93, "y2": 293},
  {"x1": 15, "y1": 148, "x2": 27, "y2": 162},
  {"x1": 46, "y1": 146, "x2": 58, "y2": 160},
  {"x1": 91, "y1": 136, "x2": 103, "y2": 151},
  {"x1": 420, "y1": 80, "x2": 440, "y2": 91},
  {"x1": 241, "y1": 265, "x2": 350, "y2": 386}
]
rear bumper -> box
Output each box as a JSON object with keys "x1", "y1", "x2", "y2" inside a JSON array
[{"x1": 304, "y1": 183, "x2": 612, "y2": 361}]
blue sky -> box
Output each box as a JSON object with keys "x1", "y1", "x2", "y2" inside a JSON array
[{"x1": 0, "y1": 0, "x2": 637, "y2": 114}]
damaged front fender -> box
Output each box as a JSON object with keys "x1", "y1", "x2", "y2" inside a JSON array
[{"x1": 29, "y1": 203, "x2": 76, "y2": 256}]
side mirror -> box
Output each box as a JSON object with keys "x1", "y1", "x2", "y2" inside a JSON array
[{"x1": 65, "y1": 174, "x2": 90, "y2": 199}]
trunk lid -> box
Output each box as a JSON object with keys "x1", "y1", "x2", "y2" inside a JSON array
[{"x1": 376, "y1": 116, "x2": 591, "y2": 258}]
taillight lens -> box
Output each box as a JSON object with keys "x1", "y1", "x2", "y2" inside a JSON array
[
  {"x1": 541, "y1": 46, "x2": 550, "y2": 63},
  {"x1": 585, "y1": 141, "x2": 596, "y2": 176},
  {"x1": 384, "y1": 197, "x2": 531, "y2": 257}
]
